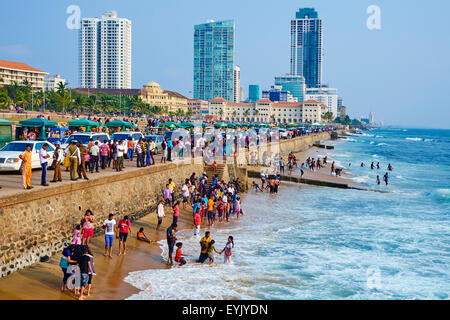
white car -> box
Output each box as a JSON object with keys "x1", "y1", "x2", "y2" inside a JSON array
[
  {"x1": 111, "y1": 131, "x2": 145, "y2": 155},
  {"x1": 0, "y1": 141, "x2": 56, "y2": 172},
  {"x1": 62, "y1": 132, "x2": 110, "y2": 148}
]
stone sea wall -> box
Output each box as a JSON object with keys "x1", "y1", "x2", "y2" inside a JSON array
[{"x1": 0, "y1": 161, "x2": 204, "y2": 278}]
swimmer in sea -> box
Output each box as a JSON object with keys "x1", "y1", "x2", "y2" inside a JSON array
[
  {"x1": 388, "y1": 163, "x2": 393, "y2": 171},
  {"x1": 383, "y1": 172, "x2": 389, "y2": 185},
  {"x1": 376, "y1": 175, "x2": 380, "y2": 185},
  {"x1": 376, "y1": 162, "x2": 380, "y2": 169}
]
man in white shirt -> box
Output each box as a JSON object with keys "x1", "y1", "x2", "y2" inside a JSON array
[
  {"x1": 103, "y1": 213, "x2": 117, "y2": 258},
  {"x1": 39, "y1": 143, "x2": 51, "y2": 186},
  {"x1": 156, "y1": 198, "x2": 165, "y2": 230},
  {"x1": 51, "y1": 141, "x2": 64, "y2": 183},
  {"x1": 148, "y1": 138, "x2": 156, "y2": 165},
  {"x1": 181, "y1": 182, "x2": 190, "y2": 209},
  {"x1": 90, "y1": 141, "x2": 100, "y2": 173},
  {"x1": 116, "y1": 140, "x2": 125, "y2": 172}
]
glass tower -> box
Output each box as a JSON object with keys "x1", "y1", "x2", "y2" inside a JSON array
[
  {"x1": 193, "y1": 20, "x2": 234, "y2": 102},
  {"x1": 274, "y1": 75, "x2": 305, "y2": 102},
  {"x1": 248, "y1": 84, "x2": 259, "y2": 102},
  {"x1": 290, "y1": 8, "x2": 323, "y2": 88}
]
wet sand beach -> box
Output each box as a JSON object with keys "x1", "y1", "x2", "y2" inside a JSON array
[{"x1": 0, "y1": 202, "x2": 199, "y2": 300}]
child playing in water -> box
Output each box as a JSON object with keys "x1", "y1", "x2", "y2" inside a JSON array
[
  {"x1": 175, "y1": 242, "x2": 186, "y2": 266},
  {"x1": 219, "y1": 236, "x2": 234, "y2": 264},
  {"x1": 73, "y1": 225, "x2": 82, "y2": 245},
  {"x1": 208, "y1": 240, "x2": 216, "y2": 263},
  {"x1": 137, "y1": 227, "x2": 152, "y2": 243}
]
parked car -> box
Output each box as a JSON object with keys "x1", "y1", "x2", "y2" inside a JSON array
[
  {"x1": 63, "y1": 132, "x2": 110, "y2": 148},
  {"x1": 0, "y1": 141, "x2": 55, "y2": 173},
  {"x1": 111, "y1": 131, "x2": 144, "y2": 156},
  {"x1": 144, "y1": 135, "x2": 164, "y2": 154}
]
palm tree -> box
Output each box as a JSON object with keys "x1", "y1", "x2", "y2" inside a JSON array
[
  {"x1": 0, "y1": 90, "x2": 10, "y2": 109},
  {"x1": 14, "y1": 90, "x2": 27, "y2": 108},
  {"x1": 218, "y1": 109, "x2": 224, "y2": 120}
]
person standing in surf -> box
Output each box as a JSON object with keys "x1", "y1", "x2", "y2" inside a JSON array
[{"x1": 219, "y1": 236, "x2": 234, "y2": 264}]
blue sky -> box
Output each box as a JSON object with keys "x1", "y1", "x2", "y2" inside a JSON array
[{"x1": 1, "y1": 0, "x2": 449, "y2": 128}]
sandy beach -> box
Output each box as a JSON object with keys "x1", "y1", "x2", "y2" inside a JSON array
[{"x1": 0, "y1": 201, "x2": 202, "y2": 300}]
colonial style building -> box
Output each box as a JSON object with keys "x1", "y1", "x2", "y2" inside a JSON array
[
  {"x1": 74, "y1": 81, "x2": 188, "y2": 113},
  {"x1": 208, "y1": 98, "x2": 326, "y2": 124}
]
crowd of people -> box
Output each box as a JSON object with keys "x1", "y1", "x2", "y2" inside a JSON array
[{"x1": 58, "y1": 171, "x2": 240, "y2": 299}]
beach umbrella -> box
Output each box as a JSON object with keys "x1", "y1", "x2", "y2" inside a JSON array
[
  {"x1": 105, "y1": 119, "x2": 135, "y2": 131},
  {"x1": 179, "y1": 121, "x2": 194, "y2": 128},
  {"x1": 67, "y1": 119, "x2": 100, "y2": 132},
  {"x1": 159, "y1": 121, "x2": 180, "y2": 129},
  {"x1": 214, "y1": 122, "x2": 227, "y2": 128}
]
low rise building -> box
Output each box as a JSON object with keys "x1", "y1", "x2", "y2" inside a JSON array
[
  {"x1": 262, "y1": 85, "x2": 298, "y2": 102},
  {"x1": 208, "y1": 98, "x2": 326, "y2": 124},
  {"x1": 0, "y1": 60, "x2": 48, "y2": 91},
  {"x1": 44, "y1": 74, "x2": 66, "y2": 91},
  {"x1": 188, "y1": 99, "x2": 209, "y2": 115},
  {"x1": 304, "y1": 87, "x2": 338, "y2": 117}
]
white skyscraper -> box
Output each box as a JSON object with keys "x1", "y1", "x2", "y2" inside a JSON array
[
  {"x1": 233, "y1": 65, "x2": 240, "y2": 103},
  {"x1": 79, "y1": 11, "x2": 131, "y2": 89}
]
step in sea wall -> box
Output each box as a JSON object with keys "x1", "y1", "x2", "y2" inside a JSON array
[{"x1": 0, "y1": 161, "x2": 204, "y2": 278}]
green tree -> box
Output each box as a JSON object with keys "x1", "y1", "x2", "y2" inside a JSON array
[
  {"x1": 0, "y1": 90, "x2": 10, "y2": 108},
  {"x1": 14, "y1": 90, "x2": 27, "y2": 108}
]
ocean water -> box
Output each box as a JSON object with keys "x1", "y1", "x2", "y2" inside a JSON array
[{"x1": 124, "y1": 128, "x2": 450, "y2": 300}]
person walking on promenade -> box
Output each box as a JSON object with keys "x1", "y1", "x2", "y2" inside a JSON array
[
  {"x1": 167, "y1": 138, "x2": 173, "y2": 162},
  {"x1": 127, "y1": 138, "x2": 135, "y2": 161},
  {"x1": 116, "y1": 140, "x2": 125, "y2": 172},
  {"x1": 99, "y1": 140, "x2": 109, "y2": 170},
  {"x1": 161, "y1": 138, "x2": 167, "y2": 163},
  {"x1": 135, "y1": 138, "x2": 143, "y2": 167},
  {"x1": 39, "y1": 143, "x2": 51, "y2": 186},
  {"x1": 117, "y1": 216, "x2": 131, "y2": 256},
  {"x1": 157, "y1": 198, "x2": 165, "y2": 230},
  {"x1": 51, "y1": 141, "x2": 64, "y2": 182},
  {"x1": 103, "y1": 213, "x2": 117, "y2": 258},
  {"x1": 331, "y1": 161, "x2": 335, "y2": 175},
  {"x1": 90, "y1": 141, "x2": 100, "y2": 173},
  {"x1": 19, "y1": 144, "x2": 33, "y2": 189},
  {"x1": 68, "y1": 140, "x2": 80, "y2": 181},
  {"x1": 145, "y1": 139, "x2": 151, "y2": 166},
  {"x1": 149, "y1": 138, "x2": 156, "y2": 165},
  {"x1": 78, "y1": 142, "x2": 89, "y2": 180},
  {"x1": 166, "y1": 223, "x2": 178, "y2": 265}
]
